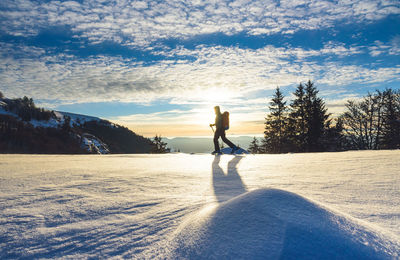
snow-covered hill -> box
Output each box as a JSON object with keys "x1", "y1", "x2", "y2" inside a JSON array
[
  {"x1": 1, "y1": 102, "x2": 109, "y2": 153},
  {"x1": 168, "y1": 188, "x2": 396, "y2": 259},
  {"x1": 0, "y1": 99, "x2": 153, "y2": 154},
  {"x1": 0, "y1": 102, "x2": 100, "y2": 129},
  {"x1": 0, "y1": 151, "x2": 399, "y2": 258}
]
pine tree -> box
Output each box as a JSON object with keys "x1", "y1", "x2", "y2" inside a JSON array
[
  {"x1": 323, "y1": 118, "x2": 345, "y2": 151},
  {"x1": 151, "y1": 135, "x2": 170, "y2": 153},
  {"x1": 380, "y1": 88, "x2": 400, "y2": 149},
  {"x1": 263, "y1": 87, "x2": 289, "y2": 153},
  {"x1": 288, "y1": 83, "x2": 306, "y2": 152},
  {"x1": 248, "y1": 137, "x2": 260, "y2": 154},
  {"x1": 303, "y1": 80, "x2": 330, "y2": 152},
  {"x1": 61, "y1": 116, "x2": 71, "y2": 132}
]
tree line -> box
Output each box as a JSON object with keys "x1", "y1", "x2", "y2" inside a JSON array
[
  {"x1": 248, "y1": 81, "x2": 400, "y2": 154},
  {"x1": 1, "y1": 94, "x2": 54, "y2": 121}
]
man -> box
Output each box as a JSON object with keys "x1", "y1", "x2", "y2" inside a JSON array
[{"x1": 210, "y1": 106, "x2": 239, "y2": 154}]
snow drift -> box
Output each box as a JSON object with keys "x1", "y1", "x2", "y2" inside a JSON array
[{"x1": 168, "y1": 188, "x2": 399, "y2": 259}]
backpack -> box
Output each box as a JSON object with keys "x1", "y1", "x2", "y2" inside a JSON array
[{"x1": 222, "y1": 111, "x2": 229, "y2": 130}]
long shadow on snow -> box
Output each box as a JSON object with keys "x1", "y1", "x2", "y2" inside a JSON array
[{"x1": 212, "y1": 155, "x2": 247, "y2": 203}]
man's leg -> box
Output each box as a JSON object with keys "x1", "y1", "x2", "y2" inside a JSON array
[
  {"x1": 213, "y1": 130, "x2": 221, "y2": 151},
  {"x1": 221, "y1": 130, "x2": 236, "y2": 149}
]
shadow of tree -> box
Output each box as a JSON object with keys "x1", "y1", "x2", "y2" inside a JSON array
[{"x1": 212, "y1": 156, "x2": 247, "y2": 203}]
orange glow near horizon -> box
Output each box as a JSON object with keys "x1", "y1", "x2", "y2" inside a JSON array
[
  {"x1": 124, "y1": 121, "x2": 264, "y2": 138},
  {"x1": 112, "y1": 103, "x2": 266, "y2": 138}
]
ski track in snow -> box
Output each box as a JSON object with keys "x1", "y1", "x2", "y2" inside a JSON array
[{"x1": 0, "y1": 151, "x2": 399, "y2": 259}]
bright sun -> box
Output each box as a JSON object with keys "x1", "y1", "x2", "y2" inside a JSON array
[
  {"x1": 201, "y1": 87, "x2": 236, "y2": 104},
  {"x1": 189, "y1": 87, "x2": 238, "y2": 128}
]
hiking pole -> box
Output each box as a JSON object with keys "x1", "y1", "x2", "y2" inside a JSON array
[{"x1": 210, "y1": 125, "x2": 220, "y2": 150}]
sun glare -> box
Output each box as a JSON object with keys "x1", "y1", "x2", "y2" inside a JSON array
[
  {"x1": 186, "y1": 87, "x2": 244, "y2": 131},
  {"x1": 191, "y1": 107, "x2": 215, "y2": 128},
  {"x1": 201, "y1": 87, "x2": 236, "y2": 104}
]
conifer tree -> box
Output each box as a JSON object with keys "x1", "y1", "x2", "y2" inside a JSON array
[
  {"x1": 380, "y1": 88, "x2": 400, "y2": 149},
  {"x1": 263, "y1": 87, "x2": 289, "y2": 153},
  {"x1": 151, "y1": 135, "x2": 170, "y2": 153},
  {"x1": 323, "y1": 118, "x2": 345, "y2": 151},
  {"x1": 303, "y1": 80, "x2": 330, "y2": 152},
  {"x1": 61, "y1": 116, "x2": 72, "y2": 132},
  {"x1": 288, "y1": 83, "x2": 307, "y2": 152},
  {"x1": 248, "y1": 137, "x2": 260, "y2": 154}
]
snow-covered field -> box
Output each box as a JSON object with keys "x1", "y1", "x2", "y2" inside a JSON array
[{"x1": 0, "y1": 151, "x2": 399, "y2": 259}]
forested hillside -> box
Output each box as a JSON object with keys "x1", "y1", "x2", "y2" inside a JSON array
[{"x1": 0, "y1": 93, "x2": 156, "y2": 154}]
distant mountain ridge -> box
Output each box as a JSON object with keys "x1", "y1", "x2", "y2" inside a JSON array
[{"x1": 0, "y1": 96, "x2": 153, "y2": 154}]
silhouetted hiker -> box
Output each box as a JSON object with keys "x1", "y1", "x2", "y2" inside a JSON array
[{"x1": 210, "y1": 106, "x2": 238, "y2": 155}]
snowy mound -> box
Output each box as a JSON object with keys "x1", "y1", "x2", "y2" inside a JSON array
[
  {"x1": 168, "y1": 189, "x2": 399, "y2": 259},
  {"x1": 55, "y1": 111, "x2": 101, "y2": 125},
  {"x1": 220, "y1": 147, "x2": 249, "y2": 154}
]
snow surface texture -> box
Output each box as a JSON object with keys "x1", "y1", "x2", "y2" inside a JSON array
[
  {"x1": 0, "y1": 151, "x2": 399, "y2": 259},
  {"x1": 168, "y1": 189, "x2": 396, "y2": 259}
]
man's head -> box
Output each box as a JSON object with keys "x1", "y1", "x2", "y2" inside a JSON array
[{"x1": 214, "y1": 106, "x2": 220, "y2": 114}]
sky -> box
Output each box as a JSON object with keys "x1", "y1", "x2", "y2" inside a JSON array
[{"x1": 0, "y1": 0, "x2": 399, "y2": 137}]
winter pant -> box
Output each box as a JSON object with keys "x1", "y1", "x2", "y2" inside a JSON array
[{"x1": 214, "y1": 128, "x2": 235, "y2": 151}]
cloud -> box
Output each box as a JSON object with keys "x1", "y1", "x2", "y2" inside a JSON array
[
  {"x1": 1, "y1": 42, "x2": 399, "y2": 107},
  {"x1": 1, "y1": 0, "x2": 399, "y2": 47},
  {"x1": 368, "y1": 37, "x2": 400, "y2": 56},
  {"x1": 324, "y1": 95, "x2": 364, "y2": 116},
  {"x1": 317, "y1": 63, "x2": 400, "y2": 86}
]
